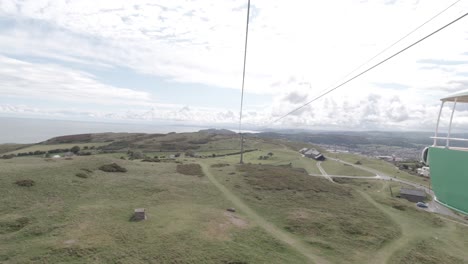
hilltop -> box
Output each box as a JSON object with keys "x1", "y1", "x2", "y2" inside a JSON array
[{"x1": 0, "y1": 131, "x2": 467, "y2": 263}]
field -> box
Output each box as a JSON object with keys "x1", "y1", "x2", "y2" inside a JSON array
[
  {"x1": 329, "y1": 152, "x2": 431, "y2": 187},
  {"x1": 0, "y1": 156, "x2": 308, "y2": 263},
  {"x1": 0, "y1": 132, "x2": 467, "y2": 263},
  {"x1": 0, "y1": 144, "x2": 31, "y2": 155},
  {"x1": 319, "y1": 159, "x2": 374, "y2": 176}
]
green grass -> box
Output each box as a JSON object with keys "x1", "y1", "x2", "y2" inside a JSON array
[
  {"x1": 331, "y1": 152, "x2": 430, "y2": 187},
  {"x1": 207, "y1": 162, "x2": 401, "y2": 263},
  {"x1": 2, "y1": 134, "x2": 467, "y2": 263},
  {"x1": 389, "y1": 239, "x2": 465, "y2": 264},
  {"x1": 0, "y1": 144, "x2": 32, "y2": 154},
  {"x1": 335, "y1": 178, "x2": 468, "y2": 264},
  {"x1": 320, "y1": 159, "x2": 375, "y2": 176},
  {"x1": 0, "y1": 156, "x2": 308, "y2": 263},
  {"x1": 203, "y1": 153, "x2": 468, "y2": 264}
]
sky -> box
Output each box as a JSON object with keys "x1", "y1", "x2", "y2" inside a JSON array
[{"x1": 1, "y1": 0, "x2": 468, "y2": 132}]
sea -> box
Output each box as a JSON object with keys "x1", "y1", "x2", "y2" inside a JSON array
[{"x1": 0, "y1": 117, "x2": 255, "y2": 144}]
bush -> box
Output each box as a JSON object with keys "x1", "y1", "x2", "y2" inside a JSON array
[
  {"x1": 75, "y1": 172, "x2": 89, "y2": 178},
  {"x1": 142, "y1": 158, "x2": 161, "y2": 162},
  {"x1": 211, "y1": 163, "x2": 230, "y2": 168},
  {"x1": 176, "y1": 164, "x2": 204, "y2": 176},
  {"x1": 15, "y1": 179, "x2": 35, "y2": 187},
  {"x1": 98, "y1": 163, "x2": 127, "y2": 173},
  {"x1": 1, "y1": 154, "x2": 15, "y2": 159},
  {"x1": 0, "y1": 217, "x2": 30, "y2": 234},
  {"x1": 128, "y1": 150, "x2": 145, "y2": 159},
  {"x1": 70, "y1": 146, "x2": 81, "y2": 154}
]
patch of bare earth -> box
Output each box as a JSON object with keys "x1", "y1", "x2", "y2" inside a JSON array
[
  {"x1": 204, "y1": 212, "x2": 249, "y2": 241},
  {"x1": 224, "y1": 211, "x2": 248, "y2": 228},
  {"x1": 288, "y1": 209, "x2": 311, "y2": 221}
]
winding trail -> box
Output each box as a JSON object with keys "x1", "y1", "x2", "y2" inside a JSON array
[
  {"x1": 315, "y1": 158, "x2": 468, "y2": 224},
  {"x1": 316, "y1": 161, "x2": 334, "y2": 183},
  {"x1": 199, "y1": 162, "x2": 328, "y2": 264},
  {"x1": 309, "y1": 159, "x2": 467, "y2": 263},
  {"x1": 316, "y1": 161, "x2": 417, "y2": 263},
  {"x1": 357, "y1": 190, "x2": 413, "y2": 264}
]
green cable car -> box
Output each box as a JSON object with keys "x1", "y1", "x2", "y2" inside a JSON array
[{"x1": 424, "y1": 90, "x2": 468, "y2": 215}]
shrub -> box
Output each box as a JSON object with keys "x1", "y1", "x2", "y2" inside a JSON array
[
  {"x1": 211, "y1": 163, "x2": 230, "y2": 168},
  {"x1": 142, "y1": 158, "x2": 160, "y2": 162},
  {"x1": 176, "y1": 164, "x2": 204, "y2": 176},
  {"x1": 75, "y1": 172, "x2": 89, "y2": 178},
  {"x1": 128, "y1": 150, "x2": 145, "y2": 159},
  {"x1": 15, "y1": 179, "x2": 35, "y2": 187},
  {"x1": 98, "y1": 163, "x2": 127, "y2": 173},
  {"x1": 0, "y1": 217, "x2": 30, "y2": 234},
  {"x1": 70, "y1": 146, "x2": 81, "y2": 154},
  {"x1": 1, "y1": 154, "x2": 15, "y2": 159}
]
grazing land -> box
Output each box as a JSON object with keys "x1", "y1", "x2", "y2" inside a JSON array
[{"x1": 0, "y1": 131, "x2": 467, "y2": 263}]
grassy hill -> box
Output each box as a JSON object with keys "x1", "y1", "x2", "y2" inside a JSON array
[{"x1": 0, "y1": 131, "x2": 467, "y2": 263}]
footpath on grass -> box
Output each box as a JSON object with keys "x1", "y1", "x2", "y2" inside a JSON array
[{"x1": 199, "y1": 162, "x2": 329, "y2": 264}]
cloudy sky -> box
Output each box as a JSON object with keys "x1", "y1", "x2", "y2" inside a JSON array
[{"x1": 1, "y1": 0, "x2": 468, "y2": 131}]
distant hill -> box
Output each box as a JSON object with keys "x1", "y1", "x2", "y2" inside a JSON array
[
  {"x1": 198, "y1": 128, "x2": 236, "y2": 135},
  {"x1": 36, "y1": 131, "x2": 241, "y2": 153},
  {"x1": 41, "y1": 132, "x2": 149, "y2": 144},
  {"x1": 255, "y1": 131, "x2": 439, "y2": 148}
]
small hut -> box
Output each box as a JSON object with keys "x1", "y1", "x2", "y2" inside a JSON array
[
  {"x1": 133, "y1": 208, "x2": 147, "y2": 221},
  {"x1": 400, "y1": 188, "x2": 426, "y2": 202}
]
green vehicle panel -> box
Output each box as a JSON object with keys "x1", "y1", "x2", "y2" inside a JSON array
[{"x1": 429, "y1": 147, "x2": 468, "y2": 214}]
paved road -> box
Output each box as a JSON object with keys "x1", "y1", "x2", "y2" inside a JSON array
[{"x1": 200, "y1": 162, "x2": 328, "y2": 264}]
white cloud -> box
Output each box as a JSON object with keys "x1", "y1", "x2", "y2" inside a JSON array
[
  {"x1": 1, "y1": 0, "x2": 468, "y2": 130},
  {"x1": 0, "y1": 55, "x2": 153, "y2": 106}
]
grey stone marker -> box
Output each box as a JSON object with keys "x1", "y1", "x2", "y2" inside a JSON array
[{"x1": 133, "y1": 208, "x2": 147, "y2": 221}]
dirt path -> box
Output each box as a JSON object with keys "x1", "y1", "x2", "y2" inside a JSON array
[
  {"x1": 356, "y1": 189, "x2": 412, "y2": 264},
  {"x1": 199, "y1": 162, "x2": 328, "y2": 264},
  {"x1": 316, "y1": 162, "x2": 414, "y2": 263},
  {"x1": 316, "y1": 161, "x2": 335, "y2": 183}
]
